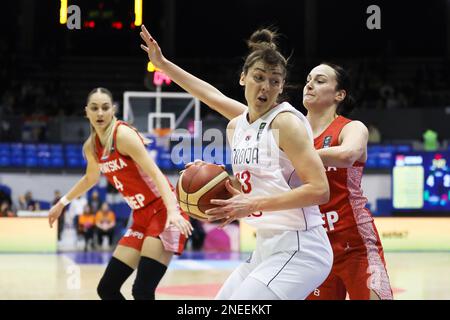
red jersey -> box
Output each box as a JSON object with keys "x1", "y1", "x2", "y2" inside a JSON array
[
  {"x1": 95, "y1": 121, "x2": 174, "y2": 210},
  {"x1": 314, "y1": 116, "x2": 373, "y2": 234}
]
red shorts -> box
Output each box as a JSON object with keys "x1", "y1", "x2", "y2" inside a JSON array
[
  {"x1": 118, "y1": 197, "x2": 188, "y2": 255},
  {"x1": 307, "y1": 221, "x2": 393, "y2": 300}
]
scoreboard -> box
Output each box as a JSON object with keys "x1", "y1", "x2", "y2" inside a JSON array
[{"x1": 393, "y1": 152, "x2": 450, "y2": 213}]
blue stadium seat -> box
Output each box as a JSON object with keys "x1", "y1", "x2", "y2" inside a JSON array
[
  {"x1": 66, "y1": 157, "x2": 82, "y2": 168},
  {"x1": 50, "y1": 144, "x2": 63, "y2": 152},
  {"x1": 50, "y1": 150, "x2": 63, "y2": 158},
  {"x1": 0, "y1": 143, "x2": 10, "y2": 156},
  {"x1": 368, "y1": 144, "x2": 382, "y2": 153},
  {"x1": 24, "y1": 144, "x2": 37, "y2": 152},
  {"x1": 377, "y1": 152, "x2": 393, "y2": 168},
  {"x1": 38, "y1": 157, "x2": 51, "y2": 168},
  {"x1": 50, "y1": 157, "x2": 64, "y2": 168},
  {"x1": 0, "y1": 156, "x2": 11, "y2": 167},
  {"x1": 381, "y1": 145, "x2": 396, "y2": 153},
  {"x1": 365, "y1": 156, "x2": 378, "y2": 168},
  {"x1": 66, "y1": 144, "x2": 83, "y2": 153},
  {"x1": 11, "y1": 156, "x2": 24, "y2": 167},
  {"x1": 10, "y1": 143, "x2": 23, "y2": 153},
  {"x1": 37, "y1": 144, "x2": 50, "y2": 152},
  {"x1": 25, "y1": 156, "x2": 38, "y2": 168},
  {"x1": 395, "y1": 144, "x2": 412, "y2": 152}
]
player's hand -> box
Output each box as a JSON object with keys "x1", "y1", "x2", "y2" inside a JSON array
[
  {"x1": 206, "y1": 180, "x2": 258, "y2": 227},
  {"x1": 48, "y1": 202, "x2": 64, "y2": 228},
  {"x1": 139, "y1": 25, "x2": 166, "y2": 69},
  {"x1": 165, "y1": 209, "x2": 194, "y2": 238}
]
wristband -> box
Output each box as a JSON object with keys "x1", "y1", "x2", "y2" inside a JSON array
[{"x1": 59, "y1": 196, "x2": 71, "y2": 206}]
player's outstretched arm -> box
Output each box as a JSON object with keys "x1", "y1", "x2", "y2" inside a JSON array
[
  {"x1": 139, "y1": 25, "x2": 246, "y2": 120},
  {"x1": 115, "y1": 125, "x2": 193, "y2": 237},
  {"x1": 48, "y1": 139, "x2": 100, "y2": 228},
  {"x1": 317, "y1": 121, "x2": 368, "y2": 168}
]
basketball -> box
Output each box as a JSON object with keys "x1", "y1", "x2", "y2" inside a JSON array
[{"x1": 176, "y1": 163, "x2": 232, "y2": 221}]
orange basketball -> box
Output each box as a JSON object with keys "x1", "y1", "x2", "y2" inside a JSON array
[{"x1": 176, "y1": 163, "x2": 232, "y2": 221}]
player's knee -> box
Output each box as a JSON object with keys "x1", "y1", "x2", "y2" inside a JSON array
[
  {"x1": 131, "y1": 256, "x2": 167, "y2": 300},
  {"x1": 97, "y1": 276, "x2": 119, "y2": 300},
  {"x1": 96, "y1": 257, "x2": 133, "y2": 300}
]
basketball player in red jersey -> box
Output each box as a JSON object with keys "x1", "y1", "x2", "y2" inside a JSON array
[
  {"x1": 146, "y1": 51, "x2": 392, "y2": 299},
  {"x1": 48, "y1": 88, "x2": 193, "y2": 300},
  {"x1": 302, "y1": 63, "x2": 392, "y2": 300}
]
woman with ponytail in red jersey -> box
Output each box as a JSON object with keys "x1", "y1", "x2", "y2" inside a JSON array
[{"x1": 48, "y1": 88, "x2": 193, "y2": 300}]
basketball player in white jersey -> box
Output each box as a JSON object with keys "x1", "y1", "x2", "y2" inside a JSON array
[{"x1": 140, "y1": 25, "x2": 333, "y2": 299}]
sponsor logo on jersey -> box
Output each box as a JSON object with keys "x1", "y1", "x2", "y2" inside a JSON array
[
  {"x1": 124, "y1": 229, "x2": 144, "y2": 239},
  {"x1": 99, "y1": 158, "x2": 128, "y2": 173},
  {"x1": 323, "y1": 135, "x2": 332, "y2": 148},
  {"x1": 233, "y1": 148, "x2": 259, "y2": 165},
  {"x1": 256, "y1": 122, "x2": 266, "y2": 141}
]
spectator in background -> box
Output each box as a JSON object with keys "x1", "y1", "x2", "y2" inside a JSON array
[
  {"x1": 78, "y1": 204, "x2": 95, "y2": 251},
  {"x1": 52, "y1": 190, "x2": 66, "y2": 241},
  {"x1": 368, "y1": 123, "x2": 382, "y2": 144},
  {"x1": 67, "y1": 195, "x2": 88, "y2": 231},
  {"x1": 17, "y1": 194, "x2": 27, "y2": 210},
  {"x1": 0, "y1": 187, "x2": 12, "y2": 207},
  {"x1": 89, "y1": 190, "x2": 102, "y2": 214},
  {"x1": 19, "y1": 191, "x2": 39, "y2": 211},
  {"x1": 95, "y1": 202, "x2": 116, "y2": 250},
  {"x1": 423, "y1": 129, "x2": 439, "y2": 151},
  {"x1": 0, "y1": 119, "x2": 14, "y2": 141},
  {"x1": 1, "y1": 200, "x2": 15, "y2": 217}
]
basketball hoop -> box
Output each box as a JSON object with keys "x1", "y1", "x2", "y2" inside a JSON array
[{"x1": 153, "y1": 127, "x2": 172, "y2": 137}]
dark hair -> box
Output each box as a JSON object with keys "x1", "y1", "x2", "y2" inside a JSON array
[
  {"x1": 242, "y1": 28, "x2": 288, "y2": 78},
  {"x1": 87, "y1": 87, "x2": 113, "y2": 104},
  {"x1": 321, "y1": 62, "x2": 356, "y2": 117}
]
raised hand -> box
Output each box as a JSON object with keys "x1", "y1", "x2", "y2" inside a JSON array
[{"x1": 139, "y1": 25, "x2": 166, "y2": 69}]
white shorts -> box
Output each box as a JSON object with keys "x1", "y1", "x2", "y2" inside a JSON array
[{"x1": 216, "y1": 226, "x2": 333, "y2": 300}]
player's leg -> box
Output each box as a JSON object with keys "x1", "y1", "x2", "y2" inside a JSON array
[
  {"x1": 130, "y1": 202, "x2": 188, "y2": 300},
  {"x1": 215, "y1": 252, "x2": 259, "y2": 299},
  {"x1": 97, "y1": 217, "x2": 145, "y2": 300},
  {"x1": 249, "y1": 227, "x2": 333, "y2": 300},
  {"x1": 132, "y1": 236, "x2": 172, "y2": 300},
  {"x1": 343, "y1": 223, "x2": 393, "y2": 300},
  {"x1": 306, "y1": 271, "x2": 347, "y2": 300},
  {"x1": 97, "y1": 244, "x2": 140, "y2": 299},
  {"x1": 229, "y1": 276, "x2": 279, "y2": 300}
]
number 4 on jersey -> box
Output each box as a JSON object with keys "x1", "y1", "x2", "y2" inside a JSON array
[{"x1": 113, "y1": 175, "x2": 124, "y2": 191}]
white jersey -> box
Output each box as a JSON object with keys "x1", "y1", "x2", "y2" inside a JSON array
[{"x1": 231, "y1": 102, "x2": 324, "y2": 231}]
